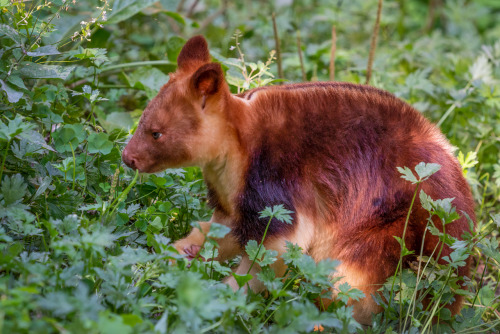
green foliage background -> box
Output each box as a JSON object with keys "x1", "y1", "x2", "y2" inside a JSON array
[{"x1": 0, "y1": 0, "x2": 499, "y2": 333}]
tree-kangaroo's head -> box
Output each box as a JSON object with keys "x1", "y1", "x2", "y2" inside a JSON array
[{"x1": 122, "y1": 35, "x2": 231, "y2": 173}]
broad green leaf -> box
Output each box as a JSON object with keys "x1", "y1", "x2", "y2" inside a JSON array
[
  {"x1": 70, "y1": 48, "x2": 109, "y2": 67},
  {"x1": 52, "y1": 124, "x2": 86, "y2": 153},
  {"x1": 107, "y1": 0, "x2": 158, "y2": 24},
  {"x1": 18, "y1": 130, "x2": 56, "y2": 152},
  {"x1": 166, "y1": 36, "x2": 185, "y2": 62},
  {"x1": 232, "y1": 273, "x2": 253, "y2": 288},
  {"x1": 414, "y1": 162, "x2": 441, "y2": 181},
  {"x1": 27, "y1": 45, "x2": 60, "y2": 57},
  {"x1": 0, "y1": 115, "x2": 33, "y2": 141},
  {"x1": 15, "y1": 63, "x2": 75, "y2": 79},
  {"x1": 207, "y1": 222, "x2": 231, "y2": 239},
  {"x1": 127, "y1": 67, "x2": 169, "y2": 93},
  {"x1": 98, "y1": 312, "x2": 133, "y2": 334},
  {"x1": 6, "y1": 75, "x2": 26, "y2": 90},
  {"x1": 87, "y1": 132, "x2": 113, "y2": 155},
  {"x1": 397, "y1": 166, "x2": 418, "y2": 184},
  {"x1": 0, "y1": 24, "x2": 22, "y2": 45},
  {"x1": 149, "y1": 216, "x2": 163, "y2": 230},
  {"x1": 0, "y1": 79, "x2": 23, "y2": 103},
  {"x1": 0, "y1": 174, "x2": 27, "y2": 205},
  {"x1": 101, "y1": 111, "x2": 134, "y2": 131}
]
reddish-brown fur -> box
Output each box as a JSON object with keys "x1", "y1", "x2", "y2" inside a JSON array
[{"x1": 122, "y1": 36, "x2": 475, "y2": 324}]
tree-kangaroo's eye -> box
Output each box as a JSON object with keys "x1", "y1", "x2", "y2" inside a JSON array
[{"x1": 152, "y1": 132, "x2": 162, "y2": 140}]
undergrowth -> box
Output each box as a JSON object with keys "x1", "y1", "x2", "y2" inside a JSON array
[{"x1": 0, "y1": 0, "x2": 499, "y2": 333}]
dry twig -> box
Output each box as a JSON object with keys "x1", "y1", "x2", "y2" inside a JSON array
[
  {"x1": 365, "y1": 0, "x2": 383, "y2": 85},
  {"x1": 272, "y1": 12, "x2": 284, "y2": 82},
  {"x1": 329, "y1": 25, "x2": 337, "y2": 81},
  {"x1": 296, "y1": 30, "x2": 306, "y2": 81}
]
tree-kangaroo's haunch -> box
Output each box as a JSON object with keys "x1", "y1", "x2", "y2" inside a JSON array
[{"x1": 122, "y1": 36, "x2": 475, "y2": 324}]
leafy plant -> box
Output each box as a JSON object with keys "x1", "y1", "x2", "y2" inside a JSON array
[{"x1": 0, "y1": 0, "x2": 499, "y2": 333}]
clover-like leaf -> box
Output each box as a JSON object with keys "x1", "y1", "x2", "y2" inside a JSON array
[
  {"x1": 52, "y1": 124, "x2": 86, "y2": 153},
  {"x1": 87, "y1": 132, "x2": 113, "y2": 155}
]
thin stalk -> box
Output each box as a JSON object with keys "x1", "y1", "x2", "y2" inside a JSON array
[
  {"x1": 329, "y1": 25, "x2": 337, "y2": 81},
  {"x1": 421, "y1": 267, "x2": 453, "y2": 333},
  {"x1": 272, "y1": 13, "x2": 284, "y2": 82},
  {"x1": 106, "y1": 170, "x2": 139, "y2": 219},
  {"x1": 406, "y1": 220, "x2": 431, "y2": 328},
  {"x1": 69, "y1": 142, "x2": 76, "y2": 191},
  {"x1": 394, "y1": 182, "x2": 420, "y2": 331},
  {"x1": 0, "y1": 139, "x2": 11, "y2": 184},
  {"x1": 436, "y1": 81, "x2": 472, "y2": 127},
  {"x1": 471, "y1": 257, "x2": 489, "y2": 308},
  {"x1": 365, "y1": 0, "x2": 384, "y2": 84},
  {"x1": 247, "y1": 216, "x2": 273, "y2": 275},
  {"x1": 261, "y1": 273, "x2": 301, "y2": 323},
  {"x1": 296, "y1": 30, "x2": 306, "y2": 81},
  {"x1": 100, "y1": 60, "x2": 174, "y2": 73}
]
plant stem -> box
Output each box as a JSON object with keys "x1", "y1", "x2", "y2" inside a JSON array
[
  {"x1": 272, "y1": 12, "x2": 284, "y2": 82},
  {"x1": 296, "y1": 30, "x2": 306, "y2": 81},
  {"x1": 106, "y1": 170, "x2": 139, "y2": 219},
  {"x1": 471, "y1": 257, "x2": 489, "y2": 308},
  {"x1": 100, "y1": 60, "x2": 174, "y2": 73},
  {"x1": 365, "y1": 0, "x2": 384, "y2": 85},
  {"x1": 261, "y1": 273, "x2": 300, "y2": 323},
  {"x1": 393, "y1": 181, "x2": 420, "y2": 331},
  {"x1": 69, "y1": 142, "x2": 76, "y2": 191},
  {"x1": 247, "y1": 216, "x2": 273, "y2": 275},
  {"x1": 0, "y1": 139, "x2": 11, "y2": 185},
  {"x1": 330, "y1": 25, "x2": 337, "y2": 81}
]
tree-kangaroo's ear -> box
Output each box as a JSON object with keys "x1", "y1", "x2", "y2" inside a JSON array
[
  {"x1": 177, "y1": 35, "x2": 210, "y2": 71},
  {"x1": 191, "y1": 63, "x2": 224, "y2": 108}
]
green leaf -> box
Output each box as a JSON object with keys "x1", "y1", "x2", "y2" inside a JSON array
[
  {"x1": 282, "y1": 241, "x2": 304, "y2": 265},
  {"x1": 98, "y1": 312, "x2": 133, "y2": 334},
  {"x1": 259, "y1": 204, "x2": 294, "y2": 224},
  {"x1": 127, "y1": 67, "x2": 169, "y2": 94},
  {"x1": 232, "y1": 272, "x2": 253, "y2": 288},
  {"x1": 6, "y1": 75, "x2": 27, "y2": 90},
  {"x1": 164, "y1": 11, "x2": 185, "y2": 26},
  {"x1": 0, "y1": 24, "x2": 22, "y2": 45},
  {"x1": 397, "y1": 166, "x2": 418, "y2": 184},
  {"x1": 166, "y1": 36, "x2": 185, "y2": 62},
  {"x1": 15, "y1": 63, "x2": 76, "y2": 79},
  {"x1": 107, "y1": 0, "x2": 158, "y2": 24},
  {"x1": 394, "y1": 236, "x2": 415, "y2": 257},
  {"x1": 207, "y1": 222, "x2": 231, "y2": 239},
  {"x1": 414, "y1": 162, "x2": 441, "y2": 181},
  {"x1": 0, "y1": 174, "x2": 27, "y2": 205},
  {"x1": 18, "y1": 130, "x2": 56, "y2": 152},
  {"x1": 245, "y1": 240, "x2": 278, "y2": 266},
  {"x1": 52, "y1": 124, "x2": 86, "y2": 153},
  {"x1": 0, "y1": 79, "x2": 23, "y2": 103},
  {"x1": 87, "y1": 132, "x2": 113, "y2": 155},
  {"x1": 0, "y1": 115, "x2": 33, "y2": 141},
  {"x1": 492, "y1": 214, "x2": 500, "y2": 228},
  {"x1": 149, "y1": 216, "x2": 163, "y2": 230},
  {"x1": 101, "y1": 111, "x2": 135, "y2": 131},
  {"x1": 27, "y1": 45, "x2": 60, "y2": 57},
  {"x1": 70, "y1": 48, "x2": 108, "y2": 67},
  {"x1": 477, "y1": 285, "x2": 495, "y2": 306}
]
